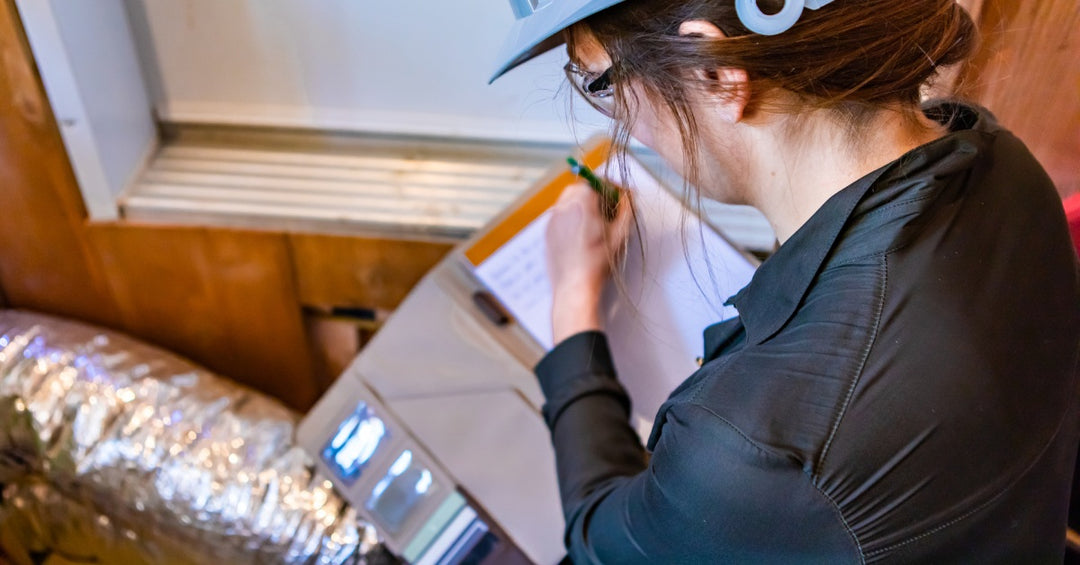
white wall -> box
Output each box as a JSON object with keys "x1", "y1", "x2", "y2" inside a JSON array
[
  {"x1": 128, "y1": 0, "x2": 608, "y2": 144},
  {"x1": 17, "y1": 0, "x2": 157, "y2": 220}
]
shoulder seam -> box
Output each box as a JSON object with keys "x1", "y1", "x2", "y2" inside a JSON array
[
  {"x1": 810, "y1": 254, "x2": 888, "y2": 563},
  {"x1": 816, "y1": 254, "x2": 888, "y2": 476}
]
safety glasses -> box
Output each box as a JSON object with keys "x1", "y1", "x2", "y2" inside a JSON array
[{"x1": 564, "y1": 62, "x2": 616, "y2": 118}]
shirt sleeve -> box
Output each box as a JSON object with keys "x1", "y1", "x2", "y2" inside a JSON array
[
  {"x1": 534, "y1": 331, "x2": 860, "y2": 564},
  {"x1": 534, "y1": 331, "x2": 648, "y2": 512}
]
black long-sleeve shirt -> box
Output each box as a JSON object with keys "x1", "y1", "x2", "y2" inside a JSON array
[{"x1": 535, "y1": 103, "x2": 1080, "y2": 563}]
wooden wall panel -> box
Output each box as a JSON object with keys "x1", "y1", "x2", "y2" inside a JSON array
[
  {"x1": 88, "y1": 224, "x2": 319, "y2": 409},
  {"x1": 289, "y1": 234, "x2": 452, "y2": 310},
  {"x1": 0, "y1": 1, "x2": 323, "y2": 411},
  {"x1": 959, "y1": 0, "x2": 1080, "y2": 197},
  {"x1": 0, "y1": 0, "x2": 121, "y2": 327}
]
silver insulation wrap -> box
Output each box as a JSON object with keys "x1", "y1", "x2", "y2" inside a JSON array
[{"x1": 0, "y1": 310, "x2": 390, "y2": 564}]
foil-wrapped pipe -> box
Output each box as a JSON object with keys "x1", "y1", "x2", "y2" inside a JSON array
[{"x1": 0, "y1": 310, "x2": 391, "y2": 564}]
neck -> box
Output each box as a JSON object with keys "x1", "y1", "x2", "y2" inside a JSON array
[{"x1": 740, "y1": 108, "x2": 945, "y2": 244}]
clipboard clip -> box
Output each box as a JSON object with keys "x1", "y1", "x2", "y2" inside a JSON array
[{"x1": 472, "y1": 290, "x2": 512, "y2": 327}]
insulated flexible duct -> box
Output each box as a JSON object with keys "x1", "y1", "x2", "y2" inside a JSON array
[{"x1": 0, "y1": 310, "x2": 390, "y2": 564}]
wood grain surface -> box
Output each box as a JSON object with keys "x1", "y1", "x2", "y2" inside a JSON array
[
  {"x1": 289, "y1": 233, "x2": 452, "y2": 311},
  {"x1": 0, "y1": 0, "x2": 122, "y2": 328},
  {"x1": 87, "y1": 223, "x2": 320, "y2": 408},
  {"x1": 959, "y1": 0, "x2": 1080, "y2": 197}
]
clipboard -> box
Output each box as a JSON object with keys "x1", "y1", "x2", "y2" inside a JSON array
[
  {"x1": 299, "y1": 136, "x2": 758, "y2": 564},
  {"x1": 440, "y1": 135, "x2": 758, "y2": 426}
]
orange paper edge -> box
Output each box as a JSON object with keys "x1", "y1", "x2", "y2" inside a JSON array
[{"x1": 465, "y1": 138, "x2": 613, "y2": 266}]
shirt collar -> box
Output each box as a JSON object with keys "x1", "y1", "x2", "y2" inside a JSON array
[
  {"x1": 706, "y1": 102, "x2": 989, "y2": 350},
  {"x1": 723, "y1": 166, "x2": 890, "y2": 345}
]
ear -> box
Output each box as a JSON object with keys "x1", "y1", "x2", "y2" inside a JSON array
[{"x1": 678, "y1": 20, "x2": 750, "y2": 124}]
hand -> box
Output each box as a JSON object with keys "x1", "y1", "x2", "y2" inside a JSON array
[{"x1": 546, "y1": 181, "x2": 632, "y2": 345}]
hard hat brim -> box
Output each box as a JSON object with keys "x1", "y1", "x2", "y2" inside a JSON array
[{"x1": 488, "y1": 0, "x2": 625, "y2": 84}]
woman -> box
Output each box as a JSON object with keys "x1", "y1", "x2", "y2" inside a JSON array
[{"x1": 491, "y1": 0, "x2": 1080, "y2": 562}]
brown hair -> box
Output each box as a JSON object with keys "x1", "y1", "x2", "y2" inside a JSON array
[{"x1": 566, "y1": 0, "x2": 979, "y2": 187}]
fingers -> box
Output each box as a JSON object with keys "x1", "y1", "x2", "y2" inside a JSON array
[
  {"x1": 551, "y1": 180, "x2": 632, "y2": 250},
  {"x1": 556, "y1": 181, "x2": 600, "y2": 209}
]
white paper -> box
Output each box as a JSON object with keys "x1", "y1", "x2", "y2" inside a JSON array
[
  {"x1": 473, "y1": 212, "x2": 557, "y2": 350},
  {"x1": 473, "y1": 158, "x2": 758, "y2": 425}
]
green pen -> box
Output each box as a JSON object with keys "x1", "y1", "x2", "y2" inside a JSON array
[{"x1": 567, "y1": 157, "x2": 620, "y2": 220}]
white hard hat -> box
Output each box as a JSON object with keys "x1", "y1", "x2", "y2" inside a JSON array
[
  {"x1": 488, "y1": 0, "x2": 835, "y2": 83},
  {"x1": 489, "y1": 0, "x2": 624, "y2": 84}
]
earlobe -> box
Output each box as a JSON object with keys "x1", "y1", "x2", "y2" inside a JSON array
[
  {"x1": 698, "y1": 65, "x2": 751, "y2": 124},
  {"x1": 716, "y1": 68, "x2": 749, "y2": 124}
]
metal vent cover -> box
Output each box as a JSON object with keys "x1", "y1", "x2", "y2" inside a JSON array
[{"x1": 122, "y1": 132, "x2": 775, "y2": 249}]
